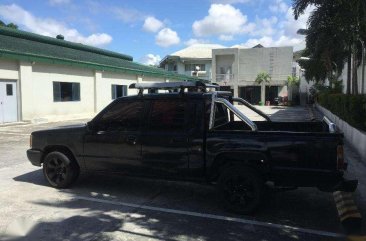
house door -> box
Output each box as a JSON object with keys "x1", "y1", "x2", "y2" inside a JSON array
[{"x1": 0, "y1": 81, "x2": 18, "y2": 124}]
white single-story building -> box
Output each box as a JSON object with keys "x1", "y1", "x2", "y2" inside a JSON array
[{"x1": 0, "y1": 27, "x2": 196, "y2": 124}]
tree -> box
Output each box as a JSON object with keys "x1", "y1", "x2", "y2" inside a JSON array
[
  {"x1": 0, "y1": 20, "x2": 18, "y2": 29},
  {"x1": 287, "y1": 75, "x2": 300, "y2": 86},
  {"x1": 255, "y1": 72, "x2": 271, "y2": 104},
  {"x1": 255, "y1": 72, "x2": 271, "y2": 85},
  {"x1": 293, "y1": 0, "x2": 366, "y2": 94}
]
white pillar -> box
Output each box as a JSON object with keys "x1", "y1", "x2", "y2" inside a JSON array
[
  {"x1": 261, "y1": 84, "x2": 265, "y2": 104},
  {"x1": 233, "y1": 84, "x2": 239, "y2": 98},
  {"x1": 94, "y1": 70, "x2": 102, "y2": 113},
  {"x1": 18, "y1": 61, "x2": 33, "y2": 121}
]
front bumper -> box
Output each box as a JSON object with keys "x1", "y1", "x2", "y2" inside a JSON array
[{"x1": 27, "y1": 149, "x2": 43, "y2": 167}]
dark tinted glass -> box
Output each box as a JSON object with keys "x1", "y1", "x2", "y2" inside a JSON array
[
  {"x1": 6, "y1": 84, "x2": 13, "y2": 96},
  {"x1": 149, "y1": 100, "x2": 186, "y2": 131},
  {"x1": 98, "y1": 101, "x2": 143, "y2": 131},
  {"x1": 214, "y1": 102, "x2": 229, "y2": 126}
]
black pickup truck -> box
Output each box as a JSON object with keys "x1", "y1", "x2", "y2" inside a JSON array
[{"x1": 27, "y1": 81, "x2": 357, "y2": 214}]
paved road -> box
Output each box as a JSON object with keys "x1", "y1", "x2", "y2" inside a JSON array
[{"x1": 0, "y1": 106, "x2": 363, "y2": 241}]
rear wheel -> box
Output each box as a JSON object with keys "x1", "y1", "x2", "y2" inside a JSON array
[
  {"x1": 218, "y1": 166, "x2": 264, "y2": 214},
  {"x1": 43, "y1": 151, "x2": 79, "y2": 188}
]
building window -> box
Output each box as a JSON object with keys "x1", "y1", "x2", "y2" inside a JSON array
[
  {"x1": 167, "y1": 63, "x2": 177, "y2": 71},
  {"x1": 112, "y1": 85, "x2": 127, "y2": 99},
  {"x1": 6, "y1": 84, "x2": 13, "y2": 96},
  {"x1": 53, "y1": 82, "x2": 80, "y2": 102},
  {"x1": 185, "y1": 64, "x2": 206, "y2": 71}
]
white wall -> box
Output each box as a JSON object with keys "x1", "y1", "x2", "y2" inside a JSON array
[
  {"x1": 0, "y1": 58, "x2": 178, "y2": 123},
  {"x1": 0, "y1": 59, "x2": 18, "y2": 80},
  {"x1": 30, "y1": 63, "x2": 95, "y2": 122},
  {"x1": 340, "y1": 62, "x2": 366, "y2": 94}
]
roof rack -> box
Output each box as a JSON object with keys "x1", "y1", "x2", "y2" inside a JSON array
[{"x1": 129, "y1": 81, "x2": 220, "y2": 95}]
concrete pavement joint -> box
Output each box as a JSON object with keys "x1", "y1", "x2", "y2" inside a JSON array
[{"x1": 71, "y1": 194, "x2": 345, "y2": 238}]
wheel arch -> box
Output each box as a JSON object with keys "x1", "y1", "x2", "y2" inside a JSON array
[{"x1": 41, "y1": 145, "x2": 80, "y2": 169}]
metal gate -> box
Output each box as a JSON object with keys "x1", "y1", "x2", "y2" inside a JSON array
[{"x1": 0, "y1": 81, "x2": 18, "y2": 124}]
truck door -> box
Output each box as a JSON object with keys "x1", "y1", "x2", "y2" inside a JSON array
[
  {"x1": 83, "y1": 99, "x2": 143, "y2": 173},
  {"x1": 140, "y1": 98, "x2": 194, "y2": 178}
]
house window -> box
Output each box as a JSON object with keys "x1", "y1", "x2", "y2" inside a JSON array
[
  {"x1": 167, "y1": 63, "x2": 177, "y2": 71},
  {"x1": 112, "y1": 85, "x2": 127, "y2": 99},
  {"x1": 185, "y1": 64, "x2": 206, "y2": 71},
  {"x1": 53, "y1": 82, "x2": 80, "y2": 102}
]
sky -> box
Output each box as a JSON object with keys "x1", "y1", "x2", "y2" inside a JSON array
[{"x1": 0, "y1": 0, "x2": 313, "y2": 65}]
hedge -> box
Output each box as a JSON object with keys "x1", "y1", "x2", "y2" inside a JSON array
[{"x1": 317, "y1": 94, "x2": 366, "y2": 131}]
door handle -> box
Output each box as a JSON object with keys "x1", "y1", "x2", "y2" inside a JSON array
[
  {"x1": 97, "y1": 131, "x2": 106, "y2": 135},
  {"x1": 126, "y1": 136, "x2": 137, "y2": 145}
]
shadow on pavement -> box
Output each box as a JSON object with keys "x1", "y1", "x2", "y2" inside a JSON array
[
  {"x1": 1, "y1": 192, "x2": 342, "y2": 241},
  {"x1": 13, "y1": 169, "x2": 47, "y2": 186},
  {"x1": 9, "y1": 169, "x2": 346, "y2": 241}
]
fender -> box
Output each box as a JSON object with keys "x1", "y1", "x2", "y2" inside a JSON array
[{"x1": 207, "y1": 151, "x2": 270, "y2": 181}]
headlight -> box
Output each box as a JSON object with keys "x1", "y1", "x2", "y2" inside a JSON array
[{"x1": 30, "y1": 134, "x2": 32, "y2": 148}]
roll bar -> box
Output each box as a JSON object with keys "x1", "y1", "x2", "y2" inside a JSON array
[
  {"x1": 210, "y1": 97, "x2": 258, "y2": 131},
  {"x1": 232, "y1": 97, "x2": 271, "y2": 122}
]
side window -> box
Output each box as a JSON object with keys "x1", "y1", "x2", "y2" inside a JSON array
[
  {"x1": 214, "y1": 102, "x2": 229, "y2": 127},
  {"x1": 97, "y1": 101, "x2": 143, "y2": 131},
  {"x1": 149, "y1": 100, "x2": 186, "y2": 131}
]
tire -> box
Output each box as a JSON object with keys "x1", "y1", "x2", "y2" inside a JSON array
[
  {"x1": 43, "y1": 151, "x2": 79, "y2": 188},
  {"x1": 217, "y1": 166, "x2": 264, "y2": 214}
]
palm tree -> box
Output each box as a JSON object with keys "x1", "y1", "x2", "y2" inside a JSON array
[
  {"x1": 255, "y1": 72, "x2": 271, "y2": 85},
  {"x1": 255, "y1": 72, "x2": 271, "y2": 104},
  {"x1": 287, "y1": 75, "x2": 300, "y2": 101},
  {"x1": 293, "y1": 0, "x2": 366, "y2": 94}
]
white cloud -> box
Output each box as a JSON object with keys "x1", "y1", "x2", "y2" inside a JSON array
[
  {"x1": 113, "y1": 7, "x2": 146, "y2": 23},
  {"x1": 185, "y1": 38, "x2": 210, "y2": 46},
  {"x1": 0, "y1": 4, "x2": 112, "y2": 47},
  {"x1": 140, "y1": 54, "x2": 161, "y2": 66},
  {"x1": 281, "y1": 5, "x2": 314, "y2": 38},
  {"x1": 233, "y1": 4, "x2": 314, "y2": 51},
  {"x1": 155, "y1": 28, "x2": 180, "y2": 47},
  {"x1": 192, "y1": 4, "x2": 255, "y2": 37},
  {"x1": 48, "y1": 0, "x2": 70, "y2": 5},
  {"x1": 211, "y1": 0, "x2": 251, "y2": 4},
  {"x1": 250, "y1": 16, "x2": 278, "y2": 36},
  {"x1": 269, "y1": 0, "x2": 288, "y2": 13},
  {"x1": 233, "y1": 36, "x2": 304, "y2": 50},
  {"x1": 143, "y1": 16, "x2": 164, "y2": 33},
  {"x1": 219, "y1": 35, "x2": 234, "y2": 41}
]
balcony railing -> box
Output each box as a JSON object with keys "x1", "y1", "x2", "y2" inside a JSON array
[{"x1": 215, "y1": 74, "x2": 235, "y2": 84}]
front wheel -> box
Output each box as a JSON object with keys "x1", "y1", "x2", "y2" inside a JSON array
[
  {"x1": 43, "y1": 151, "x2": 79, "y2": 188},
  {"x1": 217, "y1": 166, "x2": 264, "y2": 214}
]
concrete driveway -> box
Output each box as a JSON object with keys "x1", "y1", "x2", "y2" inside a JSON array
[{"x1": 0, "y1": 106, "x2": 363, "y2": 241}]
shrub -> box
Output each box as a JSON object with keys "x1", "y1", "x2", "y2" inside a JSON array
[{"x1": 317, "y1": 94, "x2": 366, "y2": 131}]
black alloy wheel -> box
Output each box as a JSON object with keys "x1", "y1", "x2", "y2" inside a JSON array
[
  {"x1": 218, "y1": 166, "x2": 263, "y2": 214},
  {"x1": 43, "y1": 151, "x2": 79, "y2": 188}
]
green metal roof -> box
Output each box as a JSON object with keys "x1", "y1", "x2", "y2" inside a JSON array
[{"x1": 0, "y1": 27, "x2": 198, "y2": 81}]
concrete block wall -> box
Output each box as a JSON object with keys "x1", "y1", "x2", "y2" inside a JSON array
[{"x1": 316, "y1": 104, "x2": 366, "y2": 163}]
